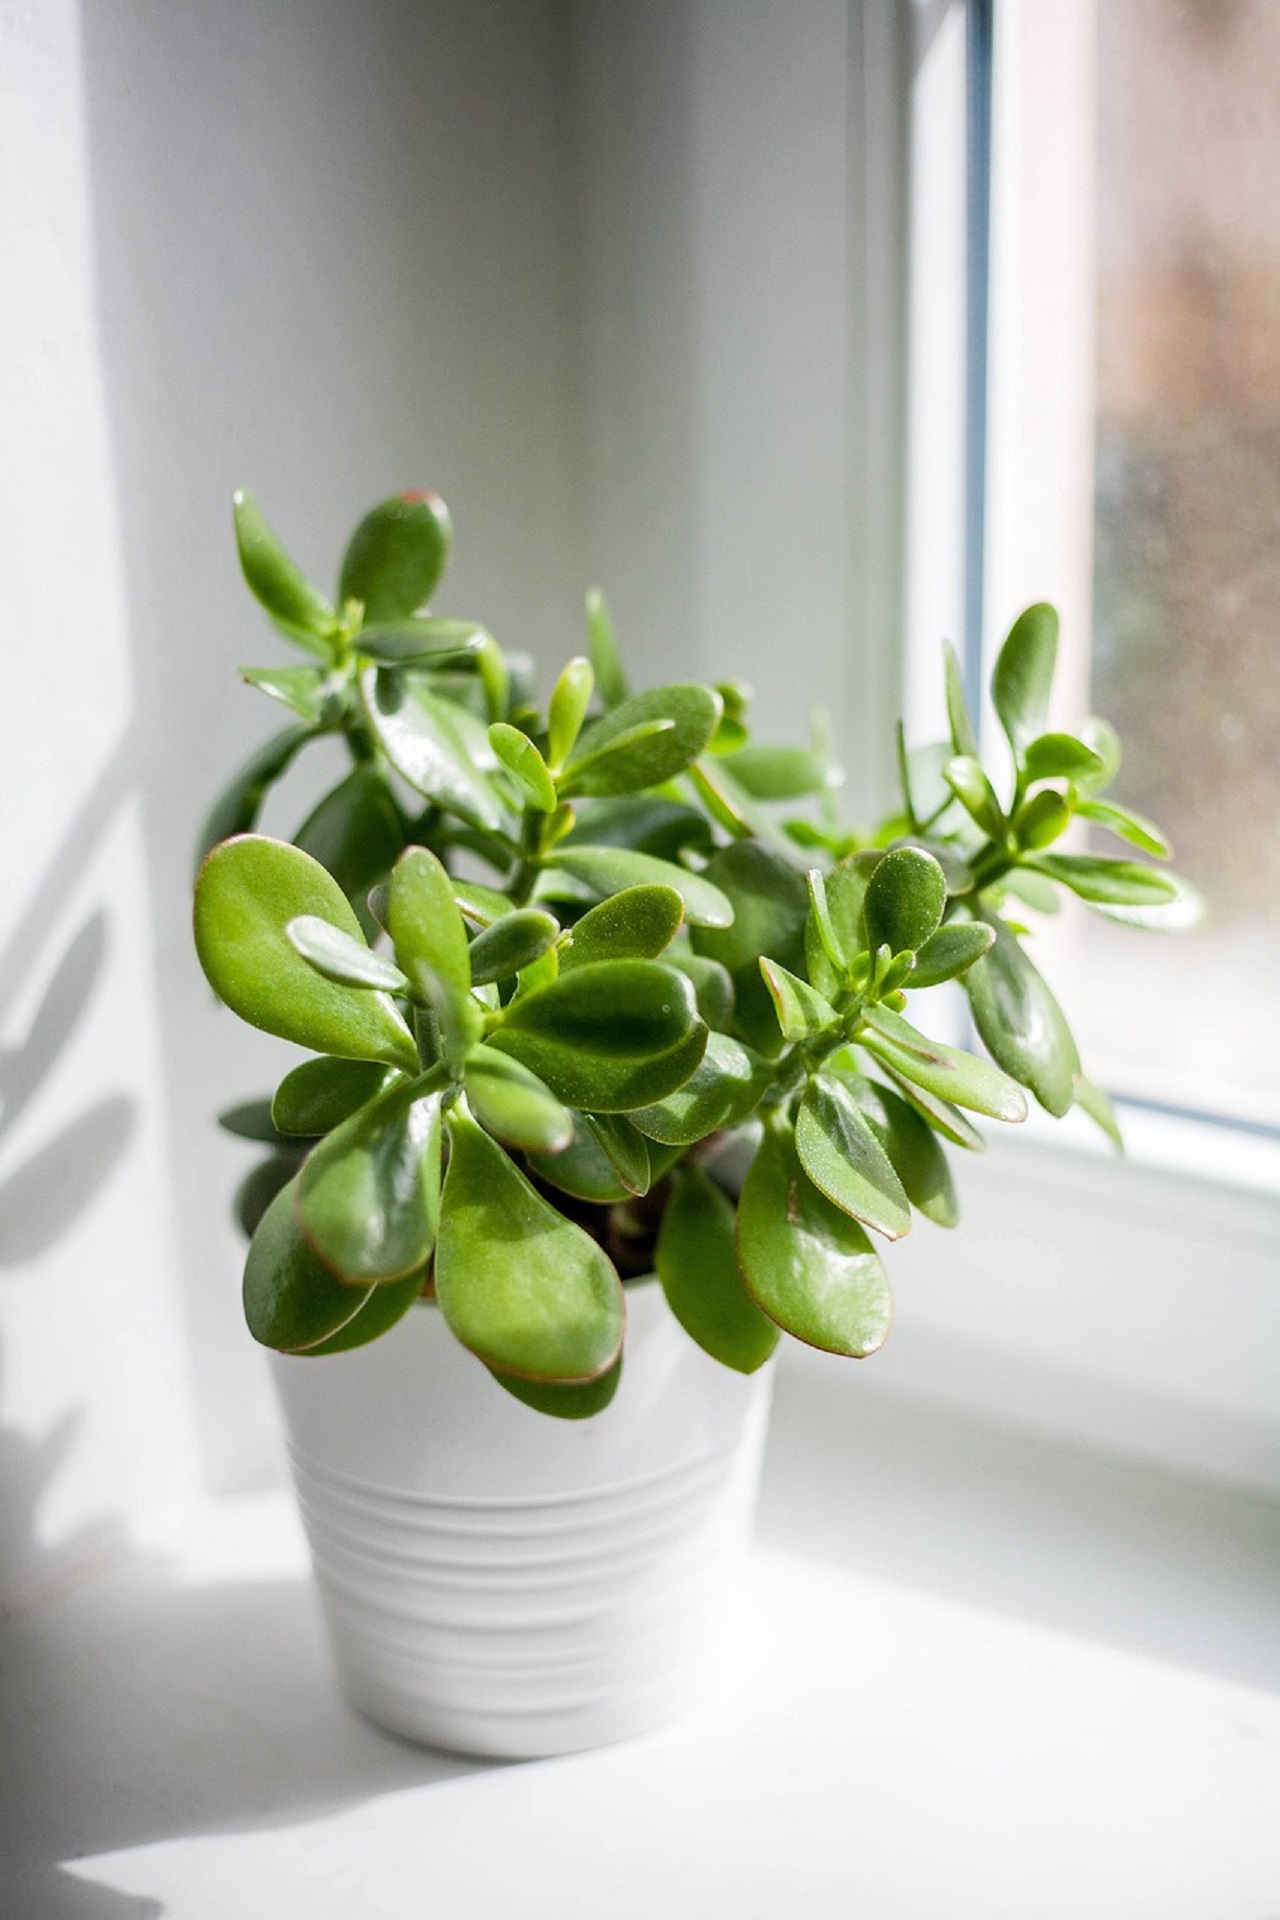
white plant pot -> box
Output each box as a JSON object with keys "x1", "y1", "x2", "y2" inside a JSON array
[{"x1": 269, "y1": 1276, "x2": 774, "y2": 1759}]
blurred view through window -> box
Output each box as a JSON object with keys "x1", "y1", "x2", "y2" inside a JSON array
[{"x1": 989, "y1": 0, "x2": 1280, "y2": 1128}]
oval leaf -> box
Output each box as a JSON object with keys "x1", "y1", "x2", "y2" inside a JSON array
[
  {"x1": 272, "y1": 1057, "x2": 396, "y2": 1137},
  {"x1": 583, "y1": 1113, "x2": 652, "y2": 1195},
  {"x1": 736, "y1": 1122, "x2": 892, "y2": 1358},
  {"x1": 489, "y1": 961, "x2": 706, "y2": 1112},
  {"x1": 358, "y1": 617, "x2": 485, "y2": 663},
  {"x1": 464, "y1": 1045, "x2": 574, "y2": 1154},
  {"x1": 546, "y1": 845, "x2": 733, "y2": 931},
  {"x1": 488, "y1": 1353, "x2": 623, "y2": 1420},
  {"x1": 716, "y1": 745, "x2": 836, "y2": 801},
  {"x1": 692, "y1": 841, "x2": 809, "y2": 1055},
  {"x1": 656, "y1": 1166, "x2": 779, "y2": 1374},
  {"x1": 489, "y1": 722, "x2": 556, "y2": 812},
  {"x1": 861, "y1": 846, "x2": 947, "y2": 958},
  {"x1": 844, "y1": 1076, "x2": 958, "y2": 1227},
  {"x1": 795, "y1": 1076, "x2": 911, "y2": 1240},
  {"x1": 362, "y1": 667, "x2": 506, "y2": 831},
  {"x1": 339, "y1": 492, "x2": 452, "y2": 622},
  {"x1": 561, "y1": 886, "x2": 684, "y2": 971},
  {"x1": 629, "y1": 1031, "x2": 763, "y2": 1146},
  {"x1": 436, "y1": 1108, "x2": 624, "y2": 1382},
  {"x1": 243, "y1": 1180, "x2": 374, "y2": 1352},
  {"x1": 860, "y1": 1004, "x2": 1028, "y2": 1122},
  {"x1": 468, "y1": 908, "x2": 560, "y2": 986},
  {"x1": 963, "y1": 917, "x2": 1080, "y2": 1117},
  {"x1": 1027, "y1": 853, "x2": 1178, "y2": 907},
  {"x1": 760, "y1": 959, "x2": 837, "y2": 1043},
  {"x1": 286, "y1": 915, "x2": 409, "y2": 992},
  {"x1": 1023, "y1": 731, "x2": 1105, "y2": 784},
  {"x1": 563, "y1": 683, "x2": 722, "y2": 796},
  {"x1": 992, "y1": 602, "x2": 1059, "y2": 752},
  {"x1": 297, "y1": 1076, "x2": 444, "y2": 1283},
  {"x1": 232, "y1": 489, "x2": 335, "y2": 650},
  {"x1": 303, "y1": 1271, "x2": 427, "y2": 1354},
  {"x1": 547, "y1": 657, "x2": 594, "y2": 772},
  {"x1": 909, "y1": 920, "x2": 994, "y2": 988},
  {"x1": 1075, "y1": 797, "x2": 1170, "y2": 859},
  {"x1": 945, "y1": 756, "x2": 1006, "y2": 840},
  {"x1": 194, "y1": 837, "x2": 418, "y2": 1071},
  {"x1": 240, "y1": 665, "x2": 334, "y2": 724}
]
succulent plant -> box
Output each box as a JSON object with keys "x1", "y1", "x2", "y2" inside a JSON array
[{"x1": 195, "y1": 490, "x2": 1194, "y2": 1416}]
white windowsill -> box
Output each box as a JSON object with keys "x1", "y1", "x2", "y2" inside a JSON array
[{"x1": 5, "y1": 1362, "x2": 1278, "y2": 1918}]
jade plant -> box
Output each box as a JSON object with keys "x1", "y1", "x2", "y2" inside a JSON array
[{"x1": 194, "y1": 489, "x2": 1195, "y2": 1415}]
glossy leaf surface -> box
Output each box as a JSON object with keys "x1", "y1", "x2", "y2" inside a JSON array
[
  {"x1": 908, "y1": 920, "x2": 994, "y2": 988},
  {"x1": 656, "y1": 1166, "x2": 779, "y2": 1373},
  {"x1": 1074, "y1": 798, "x2": 1171, "y2": 859},
  {"x1": 992, "y1": 602, "x2": 1058, "y2": 752},
  {"x1": 303, "y1": 1272, "x2": 426, "y2": 1354},
  {"x1": 464, "y1": 1045, "x2": 574, "y2": 1154},
  {"x1": 297, "y1": 1076, "x2": 443, "y2": 1283},
  {"x1": 1028, "y1": 854, "x2": 1178, "y2": 907},
  {"x1": 436, "y1": 1109, "x2": 624, "y2": 1381},
  {"x1": 362, "y1": 668, "x2": 505, "y2": 831},
  {"x1": 583, "y1": 1113, "x2": 652, "y2": 1195},
  {"x1": 736, "y1": 1122, "x2": 892, "y2": 1358},
  {"x1": 489, "y1": 722, "x2": 556, "y2": 812},
  {"x1": 944, "y1": 756, "x2": 1006, "y2": 840},
  {"x1": 760, "y1": 959, "x2": 837, "y2": 1044},
  {"x1": 861, "y1": 846, "x2": 947, "y2": 957},
  {"x1": 243, "y1": 1181, "x2": 374, "y2": 1352},
  {"x1": 1023, "y1": 732, "x2": 1105, "y2": 784},
  {"x1": 561, "y1": 885, "x2": 684, "y2": 971},
  {"x1": 232, "y1": 489, "x2": 334, "y2": 648},
  {"x1": 795, "y1": 1076, "x2": 911, "y2": 1240},
  {"x1": 547, "y1": 656, "x2": 594, "y2": 771},
  {"x1": 1013, "y1": 790, "x2": 1071, "y2": 851},
  {"x1": 546, "y1": 845, "x2": 732, "y2": 931},
  {"x1": 272, "y1": 1057, "x2": 395, "y2": 1137},
  {"x1": 489, "y1": 1355, "x2": 623, "y2": 1419},
  {"x1": 629, "y1": 1031, "x2": 763, "y2": 1145},
  {"x1": 692, "y1": 841, "x2": 809, "y2": 1054},
  {"x1": 563, "y1": 683, "x2": 722, "y2": 796},
  {"x1": 867, "y1": 1055, "x2": 986, "y2": 1152},
  {"x1": 467, "y1": 909, "x2": 559, "y2": 986},
  {"x1": 860, "y1": 1004, "x2": 1028, "y2": 1122},
  {"x1": 964, "y1": 917, "x2": 1080, "y2": 1117},
  {"x1": 845, "y1": 1076, "x2": 958, "y2": 1228},
  {"x1": 358, "y1": 617, "x2": 484, "y2": 663},
  {"x1": 389, "y1": 847, "x2": 477, "y2": 1072},
  {"x1": 194, "y1": 837, "x2": 417, "y2": 1070},
  {"x1": 286, "y1": 915, "x2": 408, "y2": 992},
  {"x1": 526, "y1": 1115, "x2": 632, "y2": 1203},
  {"x1": 339, "y1": 492, "x2": 452, "y2": 622},
  {"x1": 240, "y1": 665, "x2": 334, "y2": 723},
  {"x1": 490, "y1": 961, "x2": 706, "y2": 1111}
]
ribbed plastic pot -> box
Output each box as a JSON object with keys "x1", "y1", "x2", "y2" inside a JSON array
[{"x1": 269, "y1": 1277, "x2": 774, "y2": 1759}]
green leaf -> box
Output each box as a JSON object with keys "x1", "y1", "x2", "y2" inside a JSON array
[
  {"x1": 795, "y1": 1076, "x2": 911, "y2": 1240},
  {"x1": 586, "y1": 589, "x2": 629, "y2": 708},
  {"x1": 943, "y1": 640, "x2": 980, "y2": 760},
  {"x1": 339, "y1": 492, "x2": 452, "y2": 622},
  {"x1": 194, "y1": 724, "x2": 314, "y2": 873},
  {"x1": 561, "y1": 885, "x2": 684, "y2": 971},
  {"x1": 468, "y1": 908, "x2": 560, "y2": 985},
  {"x1": 1002, "y1": 868, "x2": 1061, "y2": 916},
  {"x1": 562, "y1": 794, "x2": 714, "y2": 861},
  {"x1": 860, "y1": 1004, "x2": 1028, "y2": 1122},
  {"x1": 489, "y1": 961, "x2": 706, "y2": 1111},
  {"x1": 1027, "y1": 854, "x2": 1178, "y2": 907},
  {"x1": 717, "y1": 745, "x2": 836, "y2": 801},
  {"x1": 583, "y1": 1113, "x2": 652, "y2": 1195},
  {"x1": 944, "y1": 756, "x2": 1006, "y2": 840},
  {"x1": 760, "y1": 959, "x2": 837, "y2": 1043},
  {"x1": 1076, "y1": 797, "x2": 1171, "y2": 859},
  {"x1": 843, "y1": 1076, "x2": 958, "y2": 1227},
  {"x1": 1076, "y1": 716, "x2": 1121, "y2": 791},
  {"x1": 736, "y1": 1121, "x2": 892, "y2": 1357},
  {"x1": 691, "y1": 841, "x2": 809, "y2": 1055},
  {"x1": 526, "y1": 1114, "x2": 633, "y2": 1203},
  {"x1": 194, "y1": 836, "x2": 418, "y2": 1071},
  {"x1": 286, "y1": 915, "x2": 409, "y2": 992},
  {"x1": 909, "y1": 920, "x2": 994, "y2": 988},
  {"x1": 437, "y1": 1108, "x2": 624, "y2": 1381},
  {"x1": 452, "y1": 878, "x2": 515, "y2": 928},
  {"x1": 234, "y1": 1153, "x2": 304, "y2": 1239},
  {"x1": 388, "y1": 847, "x2": 478, "y2": 1074},
  {"x1": 463, "y1": 1046, "x2": 574, "y2": 1154},
  {"x1": 805, "y1": 871, "x2": 847, "y2": 989},
  {"x1": 272, "y1": 1057, "x2": 395, "y2": 1137},
  {"x1": 991, "y1": 602, "x2": 1058, "y2": 753},
  {"x1": 657, "y1": 1167, "x2": 779, "y2": 1374},
  {"x1": 488, "y1": 1353, "x2": 623, "y2": 1420},
  {"x1": 489, "y1": 722, "x2": 556, "y2": 812},
  {"x1": 243, "y1": 1180, "x2": 374, "y2": 1352},
  {"x1": 865, "y1": 1055, "x2": 986, "y2": 1151},
  {"x1": 1012, "y1": 790, "x2": 1071, "y2": 851},
  {"x1": 1084, "y1": 872, "x2": 1205, "y2": 931},
  {"x1": 899, "y1": 739, "x2": 959, "y2": 831},
  {"x1": 217, "y1": 1098, "x2": 285, "y2": 1145},
  {"x1": 562, "y1": 684, "x2": 722, "y2": 797},
  {"x1": 232, "y1": 489, "x2": 335, "y2": 652},
  {"x1": 1023, "y1": 732, "x2": 1104, "y2": 784},
  {"x1": 547, "y1": 657, "x2": 594, "y2": 772},
  {"x1": 302, "y1": 1272, "x2": 426, "y2": 1354},
  {"x1": 546, "y1": 845, "x2": 733, "y2": 931},
  {"x1": 963, "y1": 916, "x2": 1079, "y2": 1117},
  {"x1": 361, "y1": 667, "x2": 506, "y2": 831},
  {"x1": 1074, "y1": 1071, "x2": 1124, "y2": 1150},
  {"x1": 358, "y1": 617, "x2": 485, "y2": 663},
  {"x1": 861, "y1": 846, "x2": 947, "y2": 957},
  {"x1": 240, "y1": 665, "x2": 335, "y2": 724},
  {"x1": 298, "y1": 1076, "x2": 444, "y2": 1283},
  {"x1": 667, "y1": 950, "x2": 735, "y2": 1029},
  {"x1": 293, "y1": 765, "x2": 406, "y2": 921},
  {"x1": 629, "y1": 1031, "x2": 763, "y2": 1145}
]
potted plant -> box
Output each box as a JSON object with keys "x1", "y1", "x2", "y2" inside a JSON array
[{"x1": 194, "y1": 489, "x2": 1193, "y2": 1758}]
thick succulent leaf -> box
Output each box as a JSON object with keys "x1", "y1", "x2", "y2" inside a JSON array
[
  {"x1": 561, "y1": 885, "x2": 684, "y2": 971},
  {"x1": 240, "y1": 665, "x2": 335, "y2": 724},
  {"x1": 453, "y1": 878, "x2": 515, "y2": 928},
  {"x1": 235, "y1": 1151, "x2": 307, "y2": 1240},
  {"x1": 991, "y1": 602, "x2": 1059, "y2": 753},
  {"x1": 760, "y1": 959, "x2": 837, "y2": 1043},
  {"x1": 297, "y1": 1076, "x2": 444, "y2": 1283},
  {"x1": 488, "y1": 1354, "x2": 623, "y2": 1419},
  {"x1": 1074, "y1": 1071, "x2": 1124, "y2": 1150},
  {"x1": 362, "y1": 667, "x2": 506, "y2": 830},
  {"x1": 272, "y1": 1057, "x2": 396, "y2": 1137},
  {"x1": 243, "y1": 1180, "x2": 374, "y2": 1352},
  {"x1": 464, "y1": 1045, "x2": 574, "y2": 1154},
  {"x1": 861, "y1": 845, "x2": 947, "y2": 957},
  {"x1": 656, "y1": 1166, "x2": 779, "y2": 1374},
  {"x1": 668, "y1": 950, "x2": 735, "y2": 1029},
  {"x1": 1027, "y1": 853, "x2": 1178, "y2": 907},
  {"x1": 546, "y1": 845, "x2": 732, "y2": 930},
  {"x1": 388, "y1": 847, "x2": 479, "y2": 1073},
  {"x1": 339, "y1": 492, "x2": 451, "y2": 622},
  {"x1": 583, "y1": 1113, "x2": 652, "y2": 1195},
  {"x1": 218, "y1": 1098, "x2": 285, "y2": 1144},
  {"x1": 358, "y1": 617, "x2": 485, "y2": 663},
  {"x1": 303, "y1": 1270, "x2": 426, "y2": 1354},
  {"x1": 716, "y1": 745, "x2": 835, "y2": 801},
  {"x1": 547, "y1": 657, "x2": 594, "y2": 771},
  {"x1": 489, "y1": 960, "x2": 706, "y2": 1111},
  {"x1": 436, "y1": 1108, "x2": 624, "y2": 1382},
  {"x1": 943, "y1": 640, "x2": 980, "y2": 760},
  {"x1": 805, "y1": 870, "x2": 847, "y2": 989},
  {"x1": 585, "y1": 588, "x2": 630, "y2": 708},
  {"x1": 526, "y1": 1114, "x2": 632, "y2": 1203},
  {"x1": 468, "y1": 909, "x2": 560, "y2": 985},
  {"x1": 629, "y1": 1031, "x2": 764, "y2": 1146},
  {"x1": 795, "y1": 1076, "x2": 911, "y2": 1240},
  {"x1": 865, "y1": 1054, "x2": 986, "y2": 1151},
  {"x1": 909, "y1": 920, "x2": 995, "y2": 988},
  {"x1": 844, "y1": 1077, "x2": 958, "y2": 1227},
  {"x1": 1084, "y1": 872, "x2": 1205, "y2": 931},
  {"x1": 1002, "y1": 868, "x2": 1061, "y2": 916},
  {"x1": 489, "y1": 722, "x2": 556, "y2": 812},
  {"x1": 860, "y1": 1004, "x2": 1028, "y2": 1122},
  {"x1": 944, "y1": 756, "x2": 1006, "y2": 840},
  {"x1": 293, "y1": 766, "x2": 406, "y2": 922},
  {"x1": 194, "y1": 724, "x2": 314, "y2": 872},
  {"x1": 692, "y1": 842, "x2": 809, "y2": 1055},
  {"x1": 1013, "y1": 790, "x2": 1071, "y2": 851},
  {"x1": 286, "y1": 915, "x2": 409, "y2": 992},
  {"x1": 232, "y1": 489, "x2": 335, "y2": 651},
  {"x1": 194, "y1": 836, "x2": 418, "y2": 1070},
  {"x1": 736, "y1": 1122, "x2": 892, "y2": 1358},
  {"x1": 562, "y1": 794, "x2": 715, "y2": 861},
  {"x1": 563, "y1": 684, "x2": 723, "y2": 796},
  {"x1": 1075, "y1": 797, "x2": 1171, "y2": 859},
  {"x1": 1076, "y1": 715, "x2": 1122, "y2": 790},
  {"x1": 1023, "y1": 732, "x2": 1105, "y2": 784},
  {"x1": 964, "y1": 916, "x2": 1079, "y2": 1117}
]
